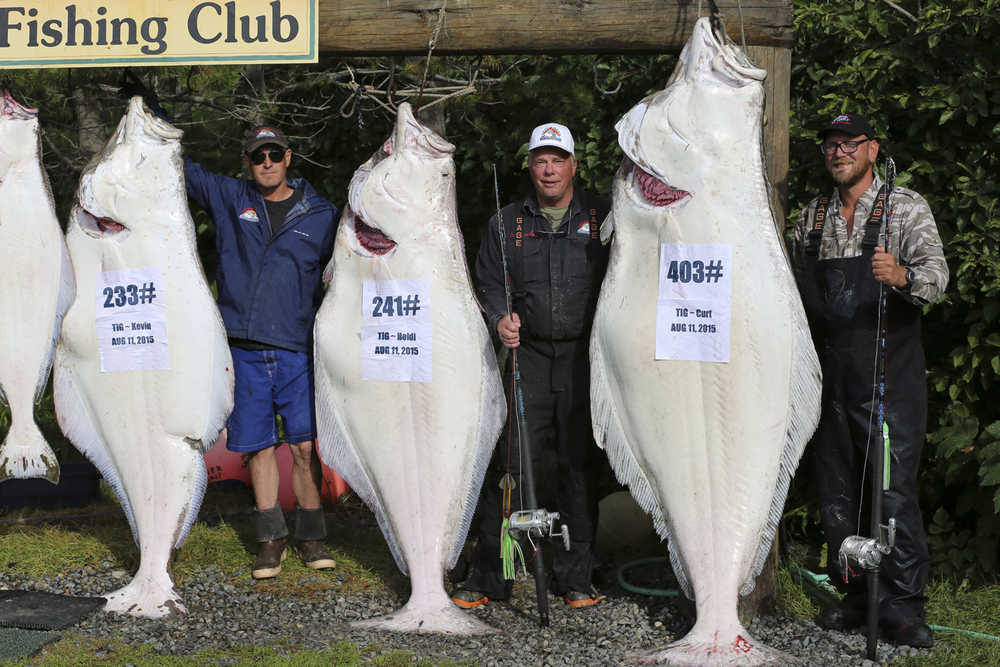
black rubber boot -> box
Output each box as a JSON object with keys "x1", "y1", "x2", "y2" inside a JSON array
[
  {"x1": 255, "y1": 505, "x2": 289, "y2": 542},
  {"x1": 294, "y1": 507, "x2": 327, "y2": 541}
]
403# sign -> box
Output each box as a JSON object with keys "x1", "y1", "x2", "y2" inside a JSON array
[
  {"x1": 655, "y1": 243, "x2": 733, "y2": 363},
  {"x1": 0, "y1": 0, "x2": 316, "y2": 69}
]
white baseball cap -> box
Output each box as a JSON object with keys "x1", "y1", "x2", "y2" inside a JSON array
[{"x1": 528, "y1": 122, "x2": 574, "y2": 155}]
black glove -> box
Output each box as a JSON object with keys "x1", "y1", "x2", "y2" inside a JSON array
[{"x1": 117, "y1": 70, "x2": 171, "y2": 123}]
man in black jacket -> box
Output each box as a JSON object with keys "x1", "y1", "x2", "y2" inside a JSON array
[{"x1": 452, "y1": 122, "x2": 610, "y2": 608}]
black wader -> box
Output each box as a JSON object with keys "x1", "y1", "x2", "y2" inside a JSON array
[
  {"x1": 461, "y1": 339, "x2": 601, "y2": 599},
  {"x1": 799, "y1": 194, "x2": 930, "y2": 625}
]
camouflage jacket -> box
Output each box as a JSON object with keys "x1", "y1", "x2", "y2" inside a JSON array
[{"x1": 792, "y1": 174, "x2": 949, "y2": 305}]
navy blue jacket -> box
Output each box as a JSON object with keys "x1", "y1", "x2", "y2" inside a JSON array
[{"x1": 185, "y1": 159, "x2": 339, "y2": 353}]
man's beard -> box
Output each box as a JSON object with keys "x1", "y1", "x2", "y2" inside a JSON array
[{"x1": 830, "y1": 159, "x2": 868, "y2": 188}]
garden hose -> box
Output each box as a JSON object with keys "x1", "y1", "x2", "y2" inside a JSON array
[
  {"x1": 616, "y1": 556, "x2": 679, "y2": 597},
  {"x1": 789, "y1": 566, "x2": 1000, "y2": 642}
]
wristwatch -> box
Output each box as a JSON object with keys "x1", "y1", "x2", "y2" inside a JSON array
[{"x1": 905, "y1": 267, "x2": 915, "y2": 288}]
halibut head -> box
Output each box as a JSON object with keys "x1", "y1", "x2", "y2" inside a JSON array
[
  {"x1": 54, "y1": 96, "x2": 233, "y2": 618},
  {"x1": 591, "y1": 17, "x2": 822, "y2": 665},
  {"x1": 314, "y1": 102, "x2": 505, "y2": 634}
]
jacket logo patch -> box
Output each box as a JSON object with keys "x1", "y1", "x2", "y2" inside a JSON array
[
  {"x1": 239, "y1": 208, "x2": 260, "y2": 223},
  {"x1": 293, "y1": 229, "x2": 311, "y2": 238},
  {"x1": 576, "y1": 221, "x2": 591, "y2": 235}
]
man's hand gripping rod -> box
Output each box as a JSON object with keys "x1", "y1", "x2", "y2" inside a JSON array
[{"x1": 493, "y1": 165, "x2": 568, "y2": 628}]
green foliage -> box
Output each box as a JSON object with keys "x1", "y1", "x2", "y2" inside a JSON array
[{"x1": 791, "y1": 0, "x2": 1000, "y2": 583}]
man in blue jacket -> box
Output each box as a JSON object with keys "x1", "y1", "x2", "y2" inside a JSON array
[{"x1": 186, "y1": 125, "x2": 340, "y2": 579}]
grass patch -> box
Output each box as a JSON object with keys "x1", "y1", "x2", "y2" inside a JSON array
[
  {"x1": 778, "y1": 562, "x2": 1000, "y2": 666},
  {"x1": 894, "y1": 578, "x2": 1000, "y2": 666},
  {"x1": 775, "y1": 565, "x2": 821, "y2": 619},
  {"x1": 13, "y1": 636, "x2": 364, "y2": 666},
  {"x1": 0, "y1": 523, "x2": 129, "y2": 578},
  {"x1": 0, "y1": 488, "x2": 400, "y2": 601}
]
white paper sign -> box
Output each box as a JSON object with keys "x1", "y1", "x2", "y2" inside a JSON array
[
  {"x1": 361, "y1": 279, "x2": 432, "y2": 382},
  {"x1": 96, "y1": 267, "x2": 169, "y2": 372},
  {"x1": 655, "y1": 243, "x2": 733, "y2": 363}
]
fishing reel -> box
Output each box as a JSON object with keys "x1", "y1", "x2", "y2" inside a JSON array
[
  {"x1": 838, "y1": 517, "x2": 896, "y2": 578},
  {"x1": 508, "y1": 509, "x2": 571, "y2": 551}
]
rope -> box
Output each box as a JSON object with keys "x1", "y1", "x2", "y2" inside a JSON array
[
  {"x1": 736, "y1": 0, "x2": 747, "y2": 51},
  {"x1": 415, "y1": 0, "x2": 448, "y2": 111}
]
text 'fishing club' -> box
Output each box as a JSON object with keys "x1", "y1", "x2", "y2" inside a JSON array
[{"x1": 0, "y1": 1, "x2": 301, "y2": 55}]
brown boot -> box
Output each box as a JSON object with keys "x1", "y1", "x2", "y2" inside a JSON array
[
  {"x1": 252, "y1": 539, "x2": 286, "y2": 579},
  {"x1": 299, "y1": 540, "x2": 336, "y2": 570}
]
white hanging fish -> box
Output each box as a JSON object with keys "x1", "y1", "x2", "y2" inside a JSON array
[
  {"x1": 54, "y1": 96, "x2": 233, "y2": 618},
  {"x1": 314, "y1": 102, "x2": 505, "y2": 634},
  {"x1": 591, "y1": 17, "x2": 822, "y2": 665},
  {"x1": 0, "y1": 90, "x2": 75, "y2": 483}
]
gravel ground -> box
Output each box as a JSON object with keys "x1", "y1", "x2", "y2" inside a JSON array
[{"x1": 0, "y1": 508, "x2": 934, "y2": 667}]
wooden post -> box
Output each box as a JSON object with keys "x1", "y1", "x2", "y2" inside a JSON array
[
  {"x1": 737, "y1": 44, "x2": 793, "y2": 626},
  {"x1": 747, "y1": 45, "x2": 793, "y2": 238}
]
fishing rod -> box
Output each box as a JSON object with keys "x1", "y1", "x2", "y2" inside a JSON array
[
  {"x1": 491, "y1": 164, "x2": 568, "y2": 628},
  {"x1": 837, "y1": 156, "x2": 898, "y2": 661}
]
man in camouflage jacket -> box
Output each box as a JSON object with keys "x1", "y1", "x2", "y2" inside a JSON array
[{"x1": 792, "y1": 113, "x2": 947, "y2": 649}]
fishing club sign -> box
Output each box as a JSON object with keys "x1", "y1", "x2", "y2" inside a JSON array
[{"x1": 0, "y1": 0, "x2": 316, "y2": 68}]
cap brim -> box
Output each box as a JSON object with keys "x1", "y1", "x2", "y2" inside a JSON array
[
  {"x1": 245, "y1": 140, "x2": 289, "y2": 154},
  {"x1": 529, "y1": 142, "x2": 573, "y2": 155}
]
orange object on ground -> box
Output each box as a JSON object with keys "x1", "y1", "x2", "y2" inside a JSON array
[{"x1": 203, "y1": 429, "x2": 349, "y2": 509}]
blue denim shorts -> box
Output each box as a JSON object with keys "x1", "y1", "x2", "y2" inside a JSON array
[{"x1": 226, "y1": 346, "x2": 317, "y2": 453}]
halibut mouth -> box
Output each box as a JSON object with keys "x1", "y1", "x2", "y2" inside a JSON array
[
  {"x1": 632, "y1": 163, "x2": 689, "y2": 207},
  {"x1": 77, "y1": 207, "x2": 129, "y2": 238},
  {"x1": 354, "y1": 217, "x2": 396, "y2": 255},
  {"x1": 1, "y1": 88, "x2": 38, "y2": 120}
]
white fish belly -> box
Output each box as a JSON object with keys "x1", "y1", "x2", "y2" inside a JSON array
[
  {"x1": 604, "y1": 195, "x2": 795, "y2": 580},
  {"x1": 316, "y1": 247, "x2": 499, "y2": 577},
  {"x1": 0, "y1": 168, "x2": 72, "y2": 481},
  {"x1": 55, "y1": 223, "x2": 232, "y2": 617}
]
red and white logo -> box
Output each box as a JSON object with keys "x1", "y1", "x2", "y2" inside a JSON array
[
  {"x1": 239, "y1": 208, "x2": 260, "y2": 223},
  {"x1": 540, "y1": 126, "x2": 563, "y2": 142}
]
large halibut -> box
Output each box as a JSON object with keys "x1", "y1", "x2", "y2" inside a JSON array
[
  {"x1": 54, "y1": 97, "x2": 233, "y2": 618},
  {"x1": 590, "y1": 18, "x2": 822, "y2": 664},
  {"x1": 0, "y1": 90, "x2": 75, "y2": 483},
  {"x1": 314, "y1": 103, "x2": 504, "y2": 634}
]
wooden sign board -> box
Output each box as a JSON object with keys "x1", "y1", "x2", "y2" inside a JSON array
[{"x1": 0, "y1": 0, "x2": 317, "y2": 69}]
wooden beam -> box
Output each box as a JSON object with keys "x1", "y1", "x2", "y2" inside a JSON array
[{"x1": 318, "y1": 1, "x2": 793, "y2": 55}]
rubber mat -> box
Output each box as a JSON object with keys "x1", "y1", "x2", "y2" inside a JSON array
[
  {"x1": 0, "y1": 589, "x2": 105, "y2": 630},
  {"x1": 0, "y1": 627, "x2": 61, "y2": 660}
]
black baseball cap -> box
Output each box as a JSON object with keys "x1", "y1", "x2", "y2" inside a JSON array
[
  {"x1": 244, "y1": 125, "x2": 289, "y2": 154},
  {"x1": 818, "y1": 113, "x2": 876, "y2": 139}
]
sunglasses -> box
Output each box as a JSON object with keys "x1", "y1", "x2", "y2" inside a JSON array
[{"x1": 249, "y1": 148, "x2": 286, "y2": 165}]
